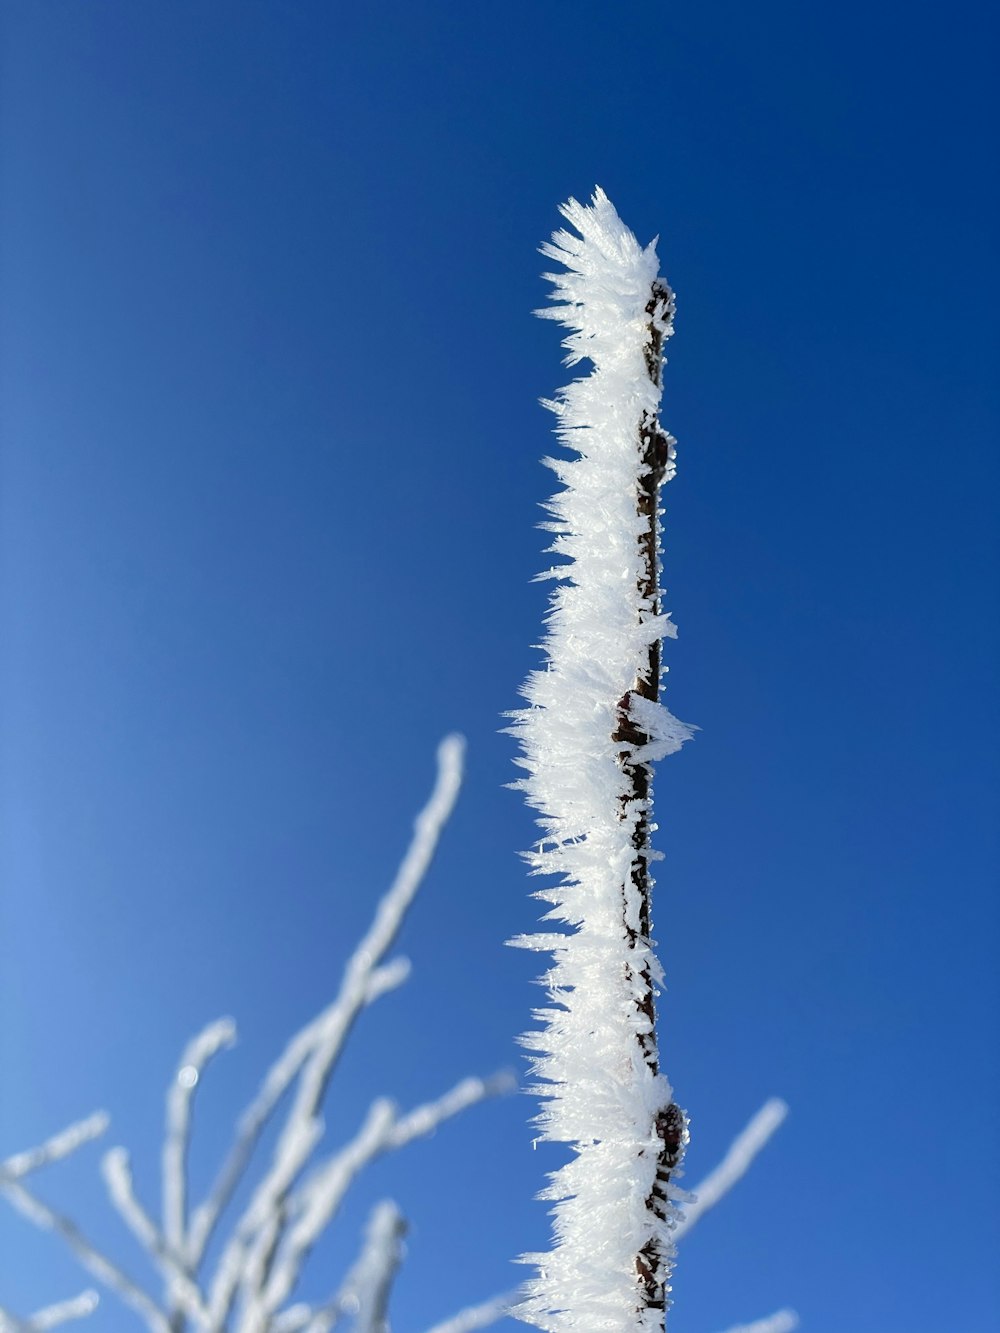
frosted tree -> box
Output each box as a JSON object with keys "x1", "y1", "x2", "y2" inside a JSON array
[{"x1": 510, "y1": 189, "x2": 696, "y2": 1332}]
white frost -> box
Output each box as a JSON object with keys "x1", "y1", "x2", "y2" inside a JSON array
[{"x1": 511, "y1": 189, "x2": 693, "y2": 1332}]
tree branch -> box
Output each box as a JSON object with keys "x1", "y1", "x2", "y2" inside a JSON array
[
  {"x1": 190, "y1": 738, "x2": 462, "y2": 1277},
  {"x1": 713, "y1": 1311, "x2": 798, "y2": 1333},
  {"x1": 422, "y1": 1292, "x2": 514, "y2": 1333},
  {"x1": 1, "y1": 1115, "x2": 109, "y2": 1184},
  {"x1": 0, "y1": 1179, "x2": 170, "y2": 1333},
  {"x1": 673, "y1": 1100, "x2": 788, "y2": 1242}
]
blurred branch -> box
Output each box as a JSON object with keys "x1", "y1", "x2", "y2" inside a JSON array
[
  {"x1": 714, "y1": 1310, "x2": 799, "y2": 1333},
  {"x1": 101, "y1": 1149, "x2": 209, "y2": 1326},
  {"x1": 674, "y1": 1099, "x2": 788, "y2": 1242},
  {"x1": 25, "y1": 1294, "x2": 99, "y2": 1333},
  {"x1": 164, "y1": 1019, "x2": 237, "y2": 1260},
  {"x1": 422, "y1": 1292, "x2": 514, "y2": 1333},
  {"x1": 1, "y1": 1178, "x2": 169, "y2": 1333},
  {"x1": 203, "y1": 737, "x2": 465, "y2": 1320},
  {"x1": 0, "y1": 1116, "x2": 109, "y2": 1184},
  {"x1": 258, "y1": 1073, "x2": 513, "y2": 1319},
  {"x1": 341, "y1": 1200, "x2": 406, "y2": 1333}
]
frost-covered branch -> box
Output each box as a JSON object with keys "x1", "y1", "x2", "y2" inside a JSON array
[
  {"x1": 164, "y1": 1018, "x2": 237, "y2": 1260},
  {"x1": 0, "y1": 1115, "x2": 109, "y2": 1184},
  {"x1": 673, "y1": 1100, "x2": 788, "y2": 1243},
  {"x1": 1, "y1": 1178, "x2": 170, "y2": 1333},
  {"x1": 422, "y1": 1293, "x2": 514, "y2": 1333},
  {"x1": 193, "y1": 735, "x2": 464, "y2": 1283},
  {"x1": 1, "y1": 739, "x2": 508, "y2": 1333},
  {"x1": 252, "y1": 1074, "x2": 512, "y2": 1320},
  {"x1": 186, "y1": 960, "x2": 407, "y2": 1269},
  {"x1": 512, "y1": 190, "x2": 692, "y2": 1332},
  {"x1": 0, "y1": 1120, "x2": 160, "y2": 1329},
  {"x1": 713, "y1": 1311, "x2": 798, "y2": 1333},
  {"x1": 337, "y1": 1201, "x2": 406, "y2": 1333},
  {"x1": 14, "y1": 1293, "x2": 99, "y2": 1333},
  {"x1": 100, "y1": 1149, "x2": 210, "y2": 1325}
]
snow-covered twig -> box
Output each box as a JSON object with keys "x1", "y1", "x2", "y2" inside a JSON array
[
  {"x1": 257, "y1": 1074, "x2": 513, "y2": 1319},
  {"x1": 0, "y1": 1115, "x2": 109, "y2": 1184},
  {"x1": 713, "y1": 1310, "x2": 798, "y2": 1333},
  {"x1": 673, "y1": 1100, "x2": 788, "y2": 1242},
  {"x1": 340, "y1": 1200, "x2": 406, "y2": 1333},
  {"x1": 512, "y1": 189, "x2": 692, "y2": 1331},
  {"x1": 185, "y1": 962, "x2": 407, "y2": 1268},
  {"x1": 100, "y1": 1149, "x2": 210, "y2": 1324},
  {"x1": 0, "y1": 1179, "x2": 170, "y2": 1333},
  {"x1": 422, "y1": 1292, "x2": 514, "y2": 1333},
  {"x1": 205, "y1": 736, "x2": 465, "y2": 1314},
  {"x1": 2, "y1": 738, "x2": 512, "y2": 1333},
  {"x1": 164, "y1": 1018, "x2": 236, "y2": 1259},
  {"x1": 23, "y1": 1293, "x2": 99, "y2": 1332}
]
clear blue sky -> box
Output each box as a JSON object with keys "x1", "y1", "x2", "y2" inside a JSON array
[{"x1": 1, "y1": 3, "x2": 997, "y2": 1331}]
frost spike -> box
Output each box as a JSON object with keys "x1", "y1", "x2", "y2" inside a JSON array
[{"x1": 512, "y1": 189, "x2": 693, "y2": 1332}]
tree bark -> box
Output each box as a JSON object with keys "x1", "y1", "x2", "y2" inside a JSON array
[{"x1": 612, "y1": 278, "x2": 685, "y2": 1323}]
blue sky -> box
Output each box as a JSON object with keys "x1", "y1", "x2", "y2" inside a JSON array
[{"x1": 1, "y1": 3, "x2": 997, "y2": 1331}]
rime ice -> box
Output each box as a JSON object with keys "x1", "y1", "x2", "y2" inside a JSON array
[{"x1": 511, "y1": 190, "x2": 694, "y2": 1333}]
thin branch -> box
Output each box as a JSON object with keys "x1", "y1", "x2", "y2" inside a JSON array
[
  {"x1": 260, "y1": 1101, "x2": 396, "y2": 1313},
  {"x1": 673, "y1": 1099, "x2": 788, "y2": 1242},
  {"x1": 421, "y1": 1292, "x2": 514, "y2": 1333},
  {"x1": 164, "y1": 1019, "x2": 236, "y2": 1257},
  {"x1": 270, "y1": 1306, "x2": 313, "y2": 1333},
  {"x1": 713, "y1": 1311, "x2": 798, "y2": 1333},
  {"x1": 385, "y1": 1073, "x2": 516, "y2": 1151},
  {"x1": 260, "y1": 1073, "x2": 512, "y2": 1320},
  {"x1": 100, "y1": 1149, "x2": 210, "y2": 1326},
  {"x1": 202, "y1": 738, "x2": 464, "y2": 1309},
  {"x1": 345, "y1": 1200, "x2": 407, "y2": 1333},
  {"x1": 0, "y1": 1115, "x2": 109, "y2": 1184},
  {"x1": 25, "y1": 1294, "x2": 99, "y2": 1332},
  {"x1": 0, "y1": 1178, "x2": 170, "y2": 1333},
  {"x1": 186, "y1": 961, "x2": 406, "y2": 1270}
]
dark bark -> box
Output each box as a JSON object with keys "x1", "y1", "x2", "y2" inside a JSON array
[{"x1": 611, "y1": 278, "x2": 685, "y2": 1322}]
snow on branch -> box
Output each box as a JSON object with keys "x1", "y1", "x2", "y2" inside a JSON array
[
  {"x1": 0, "y1": 1115, "x2": 109, "y2": 1184},
  {"x1": 189, "y1": 735, "x2": 463, "y2": 1274},
  {"x1": 673, "y1": 1100, "x2": 788, "y2": 1242},
  {"x1": 3, "y1": 737, "x2": 517, "y2": 1333},
  {"x1": 422, "y1": 1293, "x2": 515, "y2": 1333},
  {"x1": 713, "y1": 1311, "x2": 798, "y2": 1333},
  {"x1": 512, "y1": 189, "x2": 692, "y2": 1331},
  {"x1": 164, "y1": 1017, "x2": 237, "y2": 1259},
  {"x1": 336, "y1": 1200, "x2": 406, "y2": 1333},
  {"x1": 255, "y1": 1073, "x2": 513, "y2": 1319},
  {"x1": 100, "y1": 1149, "x2": 210, "y2": 1324},
  {"x1": 0, "y1": 1303, "x2": 98, "y2": 1333},
  {"x1": 0, "y1": 1178, "x2": 170, "y2": 1333},
  {"x1": 21, "y1": 1294, "x2": 99, "y2": 1333}
]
